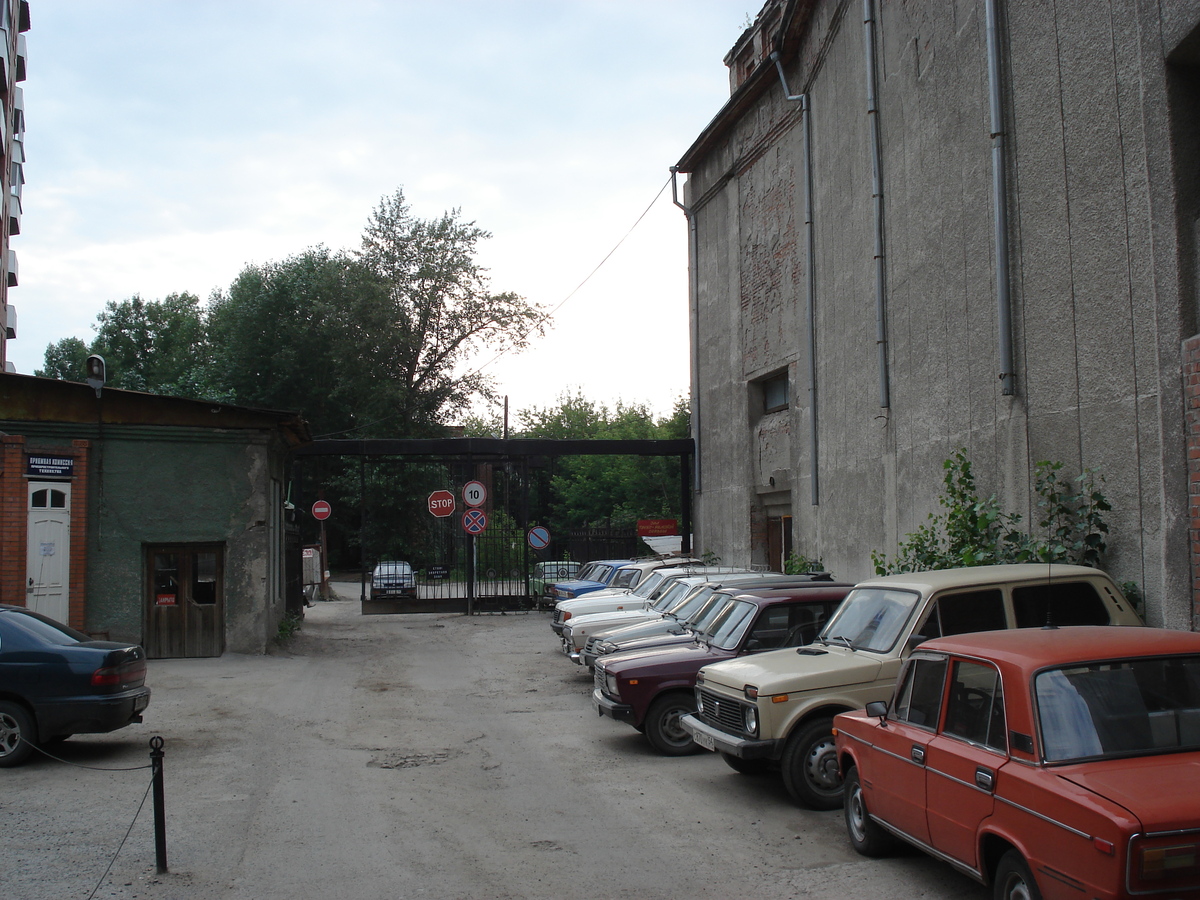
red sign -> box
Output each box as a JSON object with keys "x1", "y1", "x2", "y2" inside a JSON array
[
  {"x1": 428, "y1": 490, "x2": 455, "y2": 518},
  {"x1": 637, "y1": 519, "x2": 678, "y2": 537},
  {"x1": 312, "y1": 500, "x2": 332, "y2": 521}
]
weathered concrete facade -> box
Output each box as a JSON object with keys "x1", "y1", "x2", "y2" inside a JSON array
[
  {"x1": 677, "y1": 0, "x2": 1200, "y2": 629},
  {"x1": 0, "y1": 372, "x2": 309, "y2": 654}
]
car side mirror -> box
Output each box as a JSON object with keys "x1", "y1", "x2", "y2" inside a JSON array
[{"x1": 865, "y1": 700, "x2": 889, "y2": 722}]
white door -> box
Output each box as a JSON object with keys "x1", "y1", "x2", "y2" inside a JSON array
[{"x1": 27, "y1": 482, "x2": 70, "y2": 623}]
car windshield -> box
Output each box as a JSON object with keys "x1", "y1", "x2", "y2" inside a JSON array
[
  {"x1": 651, "y1": 580, "x2": 696, "y2": 611},
  {"x1": 575, "y1": 563, "x2": 601, "y2": 582},
  {"x1": 376, "y1": 564, "x2": 410, "y2": 575},
  {"x1": 1036, "y1": 655, "x2": 1200, "y2": 762},
  {"x1": 590, "y1": 565, "x2": 615, "y2": 584},
  {"x1": 667, "y1": 585, "x2": 718, "y2": 620},
  {"x1": 704, "y1": 599, "x2": 758, "y2": 650},
  {"x1": 610, "y1": 568, "x2": 640, "y2": 590},
  {"x1": 819, "y1": 588, "x2": 921, "y2": 653},
  {"x1": 633, "y1": 571, "x2": 667, "y2": 599},
  {"x1": 690, "y1": 596, "x2": 736, "y2": 636},
  {"x1": 3, "y1": 609, "x2": 89, "y2": 646}
]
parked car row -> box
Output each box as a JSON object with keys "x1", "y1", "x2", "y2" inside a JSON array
[{"x1": 548, "y1": 562, "x2": 1200, "y2": 900}]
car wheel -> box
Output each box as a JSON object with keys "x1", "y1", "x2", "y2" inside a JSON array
[
  {"x1": 994, "y1": 850, "x2": 1042, "y2": 900},
  {"x1": 843, "y1": 766, "x2": 894, "y2": 857},
  {"x1": 644, "y1": 693, "x2": 700, "y2": 756},
  {"x1": 780, "y1": 717, "x2": 844, "y2": 809},
  {"x1": 0, "y1": 701, "x2": 36, "y2": 767},
  {"x1": 720, "y1": 752, "x2": 772, "y2": 775}
]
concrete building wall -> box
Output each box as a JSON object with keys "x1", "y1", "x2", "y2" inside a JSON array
[{"x1": 681, "y1": 0, "x2": 1200, "y2": 629}]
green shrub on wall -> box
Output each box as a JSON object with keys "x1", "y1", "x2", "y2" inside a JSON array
[{"x1": 871, "y1": 450, "x2": 1112, "y2": 575}]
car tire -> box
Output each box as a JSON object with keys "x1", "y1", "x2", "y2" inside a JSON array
[
  {"x1": 994, "y1": 850, "x2": 1042, "y2": 900},
  {"x1": 720, "y1": 751, "x2": 772, "y2": 775},
  {"x1": 0, "y1": 701, "x2": 37, "y2": 767},
  {"x1": 780, "y1": 717, "x2": 844, "y2": 809},
  {"x1": 843, "y1": 766, "x2": 894, "y2": 857},
  {"x1": 644, "y1": 693, "x2": 700, "y2": 756}
]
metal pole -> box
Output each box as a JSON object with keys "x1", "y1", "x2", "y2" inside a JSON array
[{"x1": 149, "y1": 736, "x2": 167, "y2": 874}]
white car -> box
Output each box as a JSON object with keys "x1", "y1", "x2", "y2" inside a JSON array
[
  {"x1": 559, "y1": 570, "x2": 760, "y2": 662},
  {"x1": 550, "y1": 564, "x2": 701, "y2": 635}
]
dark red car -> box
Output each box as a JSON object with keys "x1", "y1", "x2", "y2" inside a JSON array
[{"x1": 592, "y1": 584, "x2": 851, "y2": 755}]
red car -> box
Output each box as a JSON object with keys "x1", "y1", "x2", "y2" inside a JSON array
[
  {"x1": 833, "y1": 626, "x2": 1200, "y2": 900},
  {"x1": 593, "y1": 584, "x2": 851, "y2": 755}
]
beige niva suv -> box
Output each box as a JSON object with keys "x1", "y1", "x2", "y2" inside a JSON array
[{"x1": 680, "y1": 564, "x2": 1143, "y2": 809}]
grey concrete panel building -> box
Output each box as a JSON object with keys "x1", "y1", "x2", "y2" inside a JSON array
[{"x1": 674, "y1": 0, "x2": 1200, "y2": 629}]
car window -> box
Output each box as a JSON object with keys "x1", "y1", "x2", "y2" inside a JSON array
[
  {"x1": 781, "y1": 602, "x2": 836, "y2": 648},
  {"x1": 668, "y1": 586, "x2": 717, "y2": 619},
  {"x1": 3, "y1": 609, "x2": 89, "y2": 646},
  {"x1": 689, "y1": 596, "x2": 734, "y2": 634},
  {"x1": 633, "y1": 571, "x2": 667, "y2": 598},
  {"x1": 1013, "y1": 581, "x2": 1110, "y2": 627},
  {"x1": 821, "y1": 588, "x2": 921, "y2": 652},
  {"x1": 943, "y1": 659, "x2": 1007, "y2": 752},
  {"x1": 739, "y1": 605, "x2": 794, "y2": 652},
  {"x1": 610, "y1": 569, "x2": 640, "y2": 589},
  {"x1": 705, "y1": 599, "x2": 758, "y2": 650},
  {"x1": 1036, "y1": 655, "x2": 1200, "y2": 762},
  {"x1": 892, "y1": 654, "x2": 948, "y2": 729}
]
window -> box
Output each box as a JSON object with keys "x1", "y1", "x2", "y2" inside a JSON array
[
  {"x1": 919, "y1": 589, "x2": 1007, "y2": 640},
  {"x1": 944, "y1": 660, "x2": 1007, "y2": 752},
  {"x1": 763, "y1": 372, "x2": 788, "y2": 413},
  {"x1": 1013, "y1": 581, "x2": 1110, "y2": 627},
  {"x1": 892, "y1": 654, "x2": 948, "y2": 729},
  {"x1": 30, "y1": 488, "x2": 66, "y2": 509}
]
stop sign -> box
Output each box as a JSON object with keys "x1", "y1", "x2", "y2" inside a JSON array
[
  {"x1": 312, "y1": 500, "x2": 331, "y2": 520},
  {"x1": 428, "y1": 490, "x2": 455, "y2": 518}
]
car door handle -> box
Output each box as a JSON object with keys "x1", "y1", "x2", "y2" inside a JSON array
[
  {"x1": 910, "y1": 745, "x2": 925, "y2": 765},
  {"x1": 975, "y1": 767, "x2": 995, "y2": 792}
]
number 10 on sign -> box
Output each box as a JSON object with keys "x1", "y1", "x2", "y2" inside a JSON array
[{"x1": 463, "y1": 480, "x2": 487, "y2": 507}]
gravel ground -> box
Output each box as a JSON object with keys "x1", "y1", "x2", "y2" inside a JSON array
[{"x1": 1, "y1": 587, "x2": 988, "y2": 900}]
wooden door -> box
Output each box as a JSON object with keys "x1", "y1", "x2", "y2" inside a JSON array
[
  {"x1": 26, "y1": 482, "x2": 70, "y2": 623},
  {"x1": 145, "y1": 545, "x2": 225, "y2": 658}
]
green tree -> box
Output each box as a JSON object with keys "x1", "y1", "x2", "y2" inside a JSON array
[
  {"x1": 35, "y1": 336, "x2": 89, "y2": 381},
  {"x1": 356, "y1": 188, "x2": 545, "y2": 426}
]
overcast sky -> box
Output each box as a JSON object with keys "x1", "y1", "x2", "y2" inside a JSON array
[{"x1": 9, "y1": 1, "x2": 751, "y2": 422}]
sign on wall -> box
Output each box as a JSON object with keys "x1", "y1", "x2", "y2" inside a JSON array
[{"x1": 26, "y1": 455, "x2": 74, "y2": 478}]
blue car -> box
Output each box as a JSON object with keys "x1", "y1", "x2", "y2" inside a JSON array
[
  {"x1": 551, "y1": 559, "x2": 635, "y2": 603},
  {"x1": 0, "y1": 604, "x2": 151, "y2": 767}
]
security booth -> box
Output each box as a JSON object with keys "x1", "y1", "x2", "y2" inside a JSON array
[{"x1": 0, "y1": 372, "x2": 311, "y2": 656}]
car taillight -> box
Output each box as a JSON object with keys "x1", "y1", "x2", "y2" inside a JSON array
[
  {"x1": 91, "y1": 659, "x2": 147, "y2": 689},
  {"x1": 1131, "y1": 834, "x2": 1200, "y2": 892}
]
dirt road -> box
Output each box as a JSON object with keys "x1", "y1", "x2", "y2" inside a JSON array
[{"x1": 2, "y1": 590, "x2": 985, "y2": 900}]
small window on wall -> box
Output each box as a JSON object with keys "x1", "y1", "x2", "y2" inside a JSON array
[{"x1": 763, "y1": 372, "x2": 788, "y2": 413}]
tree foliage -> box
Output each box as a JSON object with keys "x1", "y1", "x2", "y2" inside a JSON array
[{"x1": 871, "y1": 449, "x2": 1113, "y2": 574}]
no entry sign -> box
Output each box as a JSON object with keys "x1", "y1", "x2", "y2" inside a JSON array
[
  {"x1": 427, "y1": 490, "x2": 455, "y2": 518},
  {"x1": 312, "y1": 500, "x2": 332, "y2": 520}
]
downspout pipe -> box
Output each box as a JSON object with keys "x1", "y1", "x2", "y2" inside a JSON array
[
  {"x1": 770, "y1": 52, "x2": 820, "y2": 505},
  {"x1": 863, "y1": 0, "x2": 890, "y2": 409},
  {"x1": 986, "y1": 0, "x2": 1016, "y2": 395},
  {"x1": 671, "y1": 167, "x2": 701, "y2": 496}
]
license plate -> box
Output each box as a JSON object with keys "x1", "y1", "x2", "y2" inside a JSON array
[{"x1": 694, "y1": 730, "x2": 716, "y2": 752}]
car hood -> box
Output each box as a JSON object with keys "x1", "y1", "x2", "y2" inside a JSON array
[
  {"x1": 608, "y1": 631, "x2": 695, "y2": 655},
  {"x1": 1057, "y1": 753, "x2": 1200, "y2": 832},
  {"x1": 698, "y1": 644, "x2": 884, "y2": 694},
  {"x1": 592, "y1": 617, "x2": 685, "y2": 645},
  {"x1": 604, "y1": 641, "x2": 730, "y2": 677},
  {"x1": 567, "y1": 609, "x2": 658, "y2": 634}
]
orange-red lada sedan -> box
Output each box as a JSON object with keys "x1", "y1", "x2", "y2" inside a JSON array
[{"x1": 833, "y1": 626, "x2": 1200, "y2": 900}]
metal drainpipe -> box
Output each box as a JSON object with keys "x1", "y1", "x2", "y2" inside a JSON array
[
  {"x1": 986, "y1": 0, "x2": 1015, "y2": 395},
  {"x1": 863, "y1": 0, "x2": 890, "y2": 409},
  {"x1": 771, "y1": 52, "x2": 820, "y2": 505},
  {"x1": 671, "y1": 168, "x2": 702, "y2": 497}
]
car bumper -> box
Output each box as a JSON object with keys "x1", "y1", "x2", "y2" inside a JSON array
[
  {"x1": 550, "y1": 621, "x2": 566, "y2": 635},
  {"x1": 560, "y1": 636, "x2": 581, "y2": 662},
  {"x1": 36, "y1": 687, "x2": 152, "y2": 739},
  {"x1": 680, "y1": 714, "x2": 779, "y2": 759},
  {"x1": 592, "y1": 689, "x2": 636, "y2": 724}
]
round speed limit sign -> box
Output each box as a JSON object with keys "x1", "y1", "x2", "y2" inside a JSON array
[{"x1": 463, "y1": 480, "x2": 487, "y2": 508}]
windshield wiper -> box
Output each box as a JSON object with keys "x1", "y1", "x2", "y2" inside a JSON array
[{"x1": 827, "y1": 634, "x2": 856, "y2": 651}]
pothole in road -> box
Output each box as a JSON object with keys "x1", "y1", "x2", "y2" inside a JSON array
[{"x1": 368, "y1": 748, "x2": 462, "y2": 769}]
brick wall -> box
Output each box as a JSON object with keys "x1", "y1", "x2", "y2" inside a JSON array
[{"x1": 1185, "y1": 335, "x2": 1200, "y2": 629}]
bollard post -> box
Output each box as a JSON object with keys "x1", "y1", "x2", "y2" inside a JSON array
[{"x1": 149, "y1": 735, "x2": 168, "y2": 874}]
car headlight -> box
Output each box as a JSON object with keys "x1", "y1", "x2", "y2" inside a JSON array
[
  {"x1": 744, "y1": 705, "x2": 758, "y2": 736},
  {"x1": 597, "y1": 642, "x2": 617, "y2": 655},
  {"x1": 606, "y1": 673, "x2": 620, "y2": 696}
]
